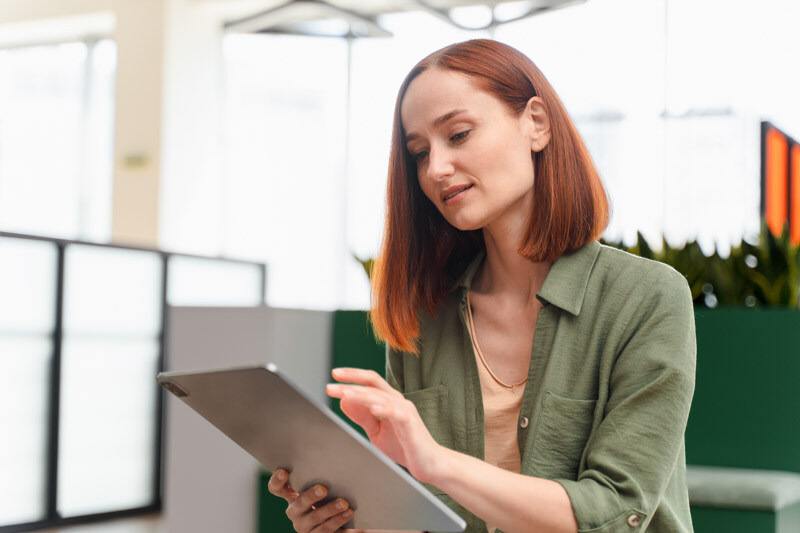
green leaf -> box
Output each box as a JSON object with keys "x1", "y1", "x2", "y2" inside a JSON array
[
  {"x1": 353, "y1": 253, "x2": 374, "y2": 281},
  {"x1": 359, "y1": 216, "x2": 800, "y2": 309},
  {"x1": 603, "y1": 217, "x2": 800, "y2": 308}
]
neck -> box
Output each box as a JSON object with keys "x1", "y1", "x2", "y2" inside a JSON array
[{"x1": 473, "y1": 204, "x2": 551, "y2": 305}]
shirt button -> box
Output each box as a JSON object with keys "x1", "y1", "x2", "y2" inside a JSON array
[
  {"x1": 627, "y1": 514, "x2": 640, "y2": 527},
  {"x1": 520, "y1": 416, "x2": 529, "y2": 428}
]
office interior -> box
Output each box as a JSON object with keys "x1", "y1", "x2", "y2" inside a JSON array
[{"x1": 1, "y1": 0, "x2": 799, "y2": 532}]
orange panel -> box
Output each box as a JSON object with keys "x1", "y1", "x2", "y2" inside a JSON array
[
  {"x1": 792, "y1": 144, "x2": 800, "y2": 245},
  {"x1": 766, "y1": 128, "x2": 788, "y2": 237}
]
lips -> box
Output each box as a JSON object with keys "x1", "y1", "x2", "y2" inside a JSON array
[{"x1": 441, "y1": 184, "x2": 473, "y2": 202}]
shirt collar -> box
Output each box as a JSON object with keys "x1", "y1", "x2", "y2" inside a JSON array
[
  {"x1": 450, "y1": 249, "x2": 486, "y2": 294},
  {"x1": 451, "y1": 240, "x2": 602, "y2": 316}
]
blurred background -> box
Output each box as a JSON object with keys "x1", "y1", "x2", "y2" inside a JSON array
[{"x1": 1, "y1": 0, "x2": 799, "y2": 532}]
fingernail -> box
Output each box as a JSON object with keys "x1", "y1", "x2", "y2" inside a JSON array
[
  {"x1": 342, "y1": 509, "x2": 353, "y2": 518},
  {"x1": 372, "y1": 404, "x2": 384, "y2": 414},
  {"x1": 327, "y1": 384, "x2": 340, "y2": 392},
  {"x1": 336, "y1": 499, "x2": 346, "y2": 510},
  {"x1": 276, "y1": 471, "x2": 286, "y2": 481},
  {"x1": 315, "y1": 486, "x2": 325, "y2": 497}
]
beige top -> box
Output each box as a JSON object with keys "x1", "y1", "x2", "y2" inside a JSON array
[{"x1": 466, "y1": 292, "x2": 526, "y2": 533}]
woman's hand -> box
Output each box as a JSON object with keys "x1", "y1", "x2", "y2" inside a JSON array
[
  {"x1": 326, "y1": 367, "x2": 443, "y2": 485},
  {"x1": 267, "y1": 468, "x2": 354, "y2": 532}
]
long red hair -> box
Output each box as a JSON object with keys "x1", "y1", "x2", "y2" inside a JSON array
[{"x1": 371, "y1": 39, "x2": 609, "y2": 353}]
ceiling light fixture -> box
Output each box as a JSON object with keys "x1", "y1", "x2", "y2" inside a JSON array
[
  {"x1": 225, "y1": 0, "x2": 392, "y2": 39},
  {"x1": 410, "y1": 0, "x2": 586, "y2": 32}
]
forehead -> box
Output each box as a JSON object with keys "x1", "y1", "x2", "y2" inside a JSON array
[{"x1": 400, "y1": 68, "x2": 501, "y2": 135}]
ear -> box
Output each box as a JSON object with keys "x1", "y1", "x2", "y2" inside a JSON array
[{"x1": 523, "y1": 96, "x2": 551, "y2": 152}]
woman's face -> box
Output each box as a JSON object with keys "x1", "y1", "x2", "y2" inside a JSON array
[{"x1": 400, "y1": 67, "x2": 547, "y2": 232}]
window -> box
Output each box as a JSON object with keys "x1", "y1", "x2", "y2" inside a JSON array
[
  {"x1": 0, "y1": 237, "x2": 57, "y2": 525},
  {"x1": 0, "y1": 234, "x2": 265, "y2": 530},
  {"x1": 0, "y1": 39, "x2": 115, "y2": 241}
]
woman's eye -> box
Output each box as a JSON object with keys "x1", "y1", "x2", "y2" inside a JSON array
[
  {"x1": 450, "y1": 130, "x2": 470, "y2": 142},
  {"x1": 413, "y1": 150, "x2": 429, "y2": 162}
]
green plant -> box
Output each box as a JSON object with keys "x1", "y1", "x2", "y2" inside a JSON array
[
  {"x1": 601, "y1": 220, "x2": 800, "y2": 308},
  {"x1": 353, "y1": 253, "x2": 374, "y2": 281},
  {"x1": 354, "y1": 220, "x2": 800, "y2": 308}
]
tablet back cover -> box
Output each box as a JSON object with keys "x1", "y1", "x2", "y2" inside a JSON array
[{"x1": 158, "y1": 364, "x2": 466, "y2": 531}]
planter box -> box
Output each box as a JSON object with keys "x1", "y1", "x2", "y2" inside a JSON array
[
  {"x1": 686, "y1": 307, "x2": 800, "y2": 472},
  {"x1": 686, "y1": 307, "x2": 800, "y2": 533}
]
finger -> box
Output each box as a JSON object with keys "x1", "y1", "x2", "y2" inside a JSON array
[
  {"x1": 371, "y1": 401, "x2": 409, "y2": 423},
  {"x1": 268, "y1": 469, "x2": 299, "y2": 501},
  {"x1": 328, "y1": 386, "x2": 403, "y2": 425},
  {"x1": 309, "y1": 506, "x2": 354, "y2": 533},
  {"x1": 299, "y1": 498, "x2": 352, "y2": 532},
  {"x1": 340, "y1": 398, "x2": 381, "y2": 435},
  {"x1": 331, "y1": 368, "x2": 400, "y2": 396},
  {"x1": 339, "y1": 390, "x2": 415, "y2": 442},
  {"x1": 286, "y1": 484, "x2": 328, "y2": 521},
  {"x1": 327, "y1": 383, "x2": 392, "y2": 406}
]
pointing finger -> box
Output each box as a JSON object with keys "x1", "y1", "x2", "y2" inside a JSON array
[{"x1": 331, "y1": 368, "x2": 400, "y2": 396}]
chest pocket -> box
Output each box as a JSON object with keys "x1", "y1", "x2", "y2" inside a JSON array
[
  {"x1": 526, "y1": 391, "x2": 597, "y2": 480},
  {"x1": 404, "y1": 384, "x2": 455, "y2": 450}
]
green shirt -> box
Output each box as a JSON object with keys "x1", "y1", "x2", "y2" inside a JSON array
[{"x1": 386, "y1": 240, "x2": 696, "y2": 533}]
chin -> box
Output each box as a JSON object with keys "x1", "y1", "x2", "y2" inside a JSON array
[{"x1": 444, "y1": 215, "x2": 484, "y2": 233}]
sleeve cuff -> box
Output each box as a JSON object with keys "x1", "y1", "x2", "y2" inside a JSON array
[{"x1": 554, "y1": 479, "x2": 647, "y2": 533}]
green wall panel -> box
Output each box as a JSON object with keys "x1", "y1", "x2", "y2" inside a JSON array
[
  {"x1": 686, "y1": 308, "x2": 800, "y2": 472},
  {"x1": 258, "y1": 470, "x2": 295, "y2": 533},
  {"x1": 691, "y1": 502, "x2": 800, "y2": 533},
  {"x1": 691, "y1": 506, "x2": 775, "y2": 533},
  {"x1": 329, "y1": 310, "x2": 386, "y2": 435}
]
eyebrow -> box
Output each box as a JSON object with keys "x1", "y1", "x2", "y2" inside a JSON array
[{"x1": 404, "y1": 109, "x2": 468, "y2": 144}]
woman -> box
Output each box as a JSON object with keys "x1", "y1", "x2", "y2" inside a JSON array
[{"x1": 269, "y1": 39, "x2": 696, "y2": 533}]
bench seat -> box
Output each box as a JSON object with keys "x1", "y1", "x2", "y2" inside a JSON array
[{"x1": 688, "y1": 465, "x2": 800, "y2": 533}]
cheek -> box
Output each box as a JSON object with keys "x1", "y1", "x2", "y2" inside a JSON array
[
  {"x1": 484, "y1": 138, "x2": 534, "y2": 187},
  {"x1": 507, "y1": 133, "x2": 536, "y2": 180},
  {"x1": 515, "y1": 153, "x2": 536, "y2": 185}
]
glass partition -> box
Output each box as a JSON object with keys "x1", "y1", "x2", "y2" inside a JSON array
[
  {"x1": 0, "y1": 237, "x2": 57, "y2": 526},
  {"x1": 0, "y1": 233, "x2": 265, "y2": 531},
  {"x1": 57, "y1": 246, "x2": 163, "y2": 517}
]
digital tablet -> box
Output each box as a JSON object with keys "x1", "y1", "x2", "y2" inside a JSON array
[{"x1": 157, "y1": 364, "x2": 466, "y2": 532}]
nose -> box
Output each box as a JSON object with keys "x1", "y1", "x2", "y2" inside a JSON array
[{"x1": 425, "y1": 144, "x2": 455, "y2": 182}]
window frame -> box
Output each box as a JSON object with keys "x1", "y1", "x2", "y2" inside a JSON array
[{"x1": 0, "y1": 230, "x2": 266, "y2": 533}]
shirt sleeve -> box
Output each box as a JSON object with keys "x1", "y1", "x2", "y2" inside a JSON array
[{"x1": 554, "y1": 265, "x2": 697, "y2": 532}]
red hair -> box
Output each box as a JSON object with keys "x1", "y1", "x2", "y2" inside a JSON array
[{"x1": 371, "y1": 39, "x2": 609, "y2": 353}]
